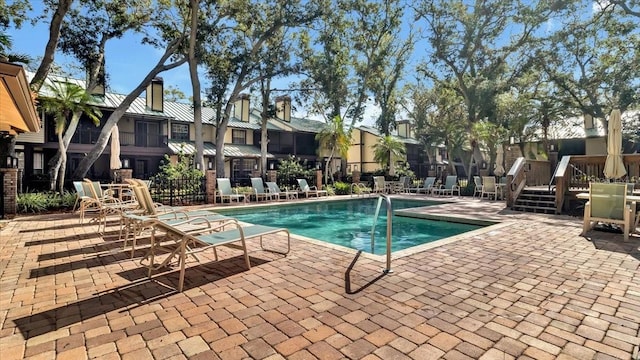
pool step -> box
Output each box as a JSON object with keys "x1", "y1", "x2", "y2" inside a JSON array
[{"x1": 511, "y1": 189, "x2": 557, "y2": 214}]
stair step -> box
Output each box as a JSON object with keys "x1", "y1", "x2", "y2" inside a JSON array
[{"x1": 512, "y1": 205, "x2": 557, "y2": 214}]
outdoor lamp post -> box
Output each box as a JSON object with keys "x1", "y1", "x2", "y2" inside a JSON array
[
  {"x1": 12, "y1": 157, "x2": 18, "y2": 168},
  {"x1": 5, "y1": 155, "x2": 12, "y2": 168},
  {"x1": 208, "y1": 160, "x2": 213, "y2": 170},
  {"x1": 122, "y1": 158, "x2": 130, "y2": 169}
]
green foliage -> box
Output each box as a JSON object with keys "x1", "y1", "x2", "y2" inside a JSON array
[
  {"x1": 394, "y1": 162, "x2": 415, "y2": 180},
  {"x1": 372, "y1": 135, "x2": 406, "y2": 174},
  {"x1": 332, "y1": 181, "x2": 350, "y2": 195},
  {"x1": 276, "y1": 155, "x2": 314, "y2": 187},
  {"x1": 17, "y1": 191, "x2": 75, "y2": 213},
  {"x1": 155, "y1": 150, "x2": 204, "y2": 181},
  {"x1": 460, "y1": 180, "x2": 475, "y2": 197}
]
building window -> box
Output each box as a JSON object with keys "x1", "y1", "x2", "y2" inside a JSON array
[
  {"x1": 33, "y1": 152, "x2": 44, "y2": 174},
  {"x1": 232, "y1": 129, "x2": 246, "y2": 144},
  {"x1": 171, "y1": 123, "x2": 189, "y2": 140}
]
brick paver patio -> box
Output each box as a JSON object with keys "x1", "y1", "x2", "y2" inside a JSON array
[{"x1": 1, "y1": 196, "x2": 639, "y2": 359}]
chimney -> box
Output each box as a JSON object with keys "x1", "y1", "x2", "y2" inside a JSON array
[
  {"x1": 146, "y1": 77, "x2": 164, "y2": 112},
  {"x1": 276, "y1": 95, "x2": 291, "y2": 122},
  {"x1": 396, "y1": 120, "x2": 412, "y2": 138},
  {"x1": 233, "y1": 93, "x2": 250, "y2": 122}
]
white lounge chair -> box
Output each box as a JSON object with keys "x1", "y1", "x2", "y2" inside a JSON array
[
  {"x1": 251, "y1": 177, "x2": 276, "y2": 202},
  {"x1": 218, "y1": 178, "x2": 246, "y2": 204},
  {"x1": 407, "y1": 177, "x2": 436, "y2": 195},
  {"x1": 266, "y1": 182, "x2": 298, "y2": 201},
  {"x1": 432, "y1": 176, "x2": 460, "y2": 197},
  {"x1": 297, "y1": 178, "x2": 327, "y2": 198}
]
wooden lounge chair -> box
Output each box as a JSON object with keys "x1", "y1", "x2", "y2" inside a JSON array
[
  {"x1": 297, "y1": 178, "x2": 327, "y2": 198},
  {"x1": 143, "y1": 219, "x2": 290, "y2": 292},
  {"x1": 582, "y1": 183, "x2": 634, "y2": 241},
  {"x1": 432, "y1": 176, "x2": 460, "y2": 197},
  {"x1": 218, "y1": 178, "x2": 246, "y2": 204}
]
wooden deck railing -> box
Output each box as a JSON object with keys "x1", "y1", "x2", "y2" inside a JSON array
[
  {"x1": 506, "y1": 157, "x2": 527, "y2": 208},
  {"x1": 554, "y1": 154, "x2": 640, "y2": 212}
]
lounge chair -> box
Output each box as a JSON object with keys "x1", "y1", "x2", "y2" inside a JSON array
[
  {"x1": 351, "y1": 183, "x2": 372, "y2": 197},
  {"x1": 218, "y1": 178, "x2": 246, "y2": 204},
  {"x1": 73, "y1": 181, "x2": 100, "y2": 223},
  {"x1": 121, "y1": 179, "x2": 232, "y2": 256},
  {"x1": 372, "y1": 176, "x2": 386, "y2": 194},
  {"x1": 82, "y1": 179, "x2": 140, "y2": 233},
  {"x1": 582, "y1": 182, "x2": 634, "y2": 241},
  {"x1": 297, "y1": 178, "x2": 327, "y2": 198},
  {"x1": 251, "y1": 177, "x2": 276, "y2": 202},
  {"x1": 144, "y1": 219, "x2": 290, "y2": 292},
  {"x1": 432, "y1": 176, "x2": 460, "y2": 197},
  {"x1": 266, "y1": 182, "x2": 298, "y2": 201},
  {"x1": 473, "y1": 176, "x2": 483, "y2": 198},
  {"x1": 480, "y1": 176, "x2": 497, "y2": 200},
  {"x1": 407, "y1": 177, "x2": 435, "y2": 195}
]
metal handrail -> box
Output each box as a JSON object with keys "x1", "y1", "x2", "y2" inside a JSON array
[{"x1": 344, "y1": 194, "x2": 393, "y2": 294}]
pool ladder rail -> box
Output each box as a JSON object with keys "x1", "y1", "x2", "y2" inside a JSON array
[{"x1": 345, "y1": 194, "x2": 393, "y2": 294}]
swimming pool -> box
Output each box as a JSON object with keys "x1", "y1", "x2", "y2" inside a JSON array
[{"x1": 218, "y1": 198, "x2": 484, "y2": 254}]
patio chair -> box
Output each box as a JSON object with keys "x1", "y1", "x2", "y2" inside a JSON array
[
  {"x1": 144, "y1": 219, "x2": 290, "y2": 292},
  {"x1": 297, "y1": 178, "x2": 328, "y2": 198},
  {"x1": 407, "y1": 177, "x2": 436, "y2": 195},
  {"x1": 432, "y1": 176, "x2": 460, "y2": 197},
  {"x1": 582, "y1": 182, "x2": 634, "y2": 241},
  {"x1": 373, "y1": 176, "x2": 386, "y2": 194},
  {"x1": 473, "y1": 176, "x2": 483, "y2": 199},
  {"x1": 266, "y1": 182, "x2": 298, "y2": 201},
  {"x1": 73, "y1": 181, "x2": 99, "y2": 223},
  {"x1": 122, "y1": 180, "x2": 237, "y2": 257},
  {"x1": 251, "y1": 177, "x2": 276, "y2": 202},
  {"x1": 82, "y1": 179, "x2": 140, "y2": 233},
  {"x1": 217, "y1": 178, "x2": 246, "y2": 204},
  {"x1": 480, "y1": 176, "x2": 497, "y2": 200}
]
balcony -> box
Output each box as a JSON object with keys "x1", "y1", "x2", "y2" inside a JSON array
[{"x1": 70, "y1": 130, "x2": 167, "y2": 148}]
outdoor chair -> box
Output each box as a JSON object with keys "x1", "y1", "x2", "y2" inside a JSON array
[
  {"x1": 432, "y1": 176, "x2": 460, "y2": 197},
  {"x1": 480, "y1": 176, "x2": 498, "y2": 200},
  {"x1": 73, "y1": 180, "x2": 100, "y2": 223},
  {"x1": 143, "y1": 219, "x2": 290, "y2": 292},
  {"x1": 473, "y1": 176, "x2": 483, "y2": 199},
  {"x1": 266, "y1": 182, "x2": 298, "y2": 201},
  {"x1": 372, "y1": 176, "x2": 386, "y2": 194},
  {"x1": 351, "y1": 183, "x2": 372, "y2": 197},
  {"x1": 582, "y1": 182, "x2": 634, "y2": 241},
  {"x1": 407, "y1": 177, "x2": 435, "y2": 195},
  {"x1": 251, "y1": 177, "x2": 276, "y2": 202},
  {"x1": 121, "y1": 180, "x2": 232, "y2": 257},
  {"x1": 82, "y1": 179, "x2": 140, "y2": 233},
  {"x1": 297, "y1": 178, "x2": 327, "y2": 198},
  {"x1": 217, "y1": 178, "x2": 246, "y2": 204}
]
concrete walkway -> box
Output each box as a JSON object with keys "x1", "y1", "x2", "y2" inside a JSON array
[{"x1": 1, "y1": 196, "x2": 639, "y2": 359}]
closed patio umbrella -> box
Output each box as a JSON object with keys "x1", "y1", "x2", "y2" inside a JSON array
[
  {"x1": 603, "y1": 109, "x2": 626, "y2": 180},
  {"x1": 110, "y1": 124, "x2": 122, "y2": 171},
  {"x1": 494, "y1": 145, "x2": 505, "y2": 176}
]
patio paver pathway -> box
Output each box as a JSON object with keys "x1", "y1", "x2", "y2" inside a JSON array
[{"x1": 1, "y1": 196, "x2": 639, "y2": 359}]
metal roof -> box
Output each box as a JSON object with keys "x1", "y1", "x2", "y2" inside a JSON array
[
  {"x1": 168, "y1": 140, "x2": 273, "y2": 158},
  {"x1": 357, "y1": 125, "x2": 421, "y2": 145}
]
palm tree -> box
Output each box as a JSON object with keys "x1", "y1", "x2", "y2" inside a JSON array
[
  {"x1": 40, "y1": 80, "x2": 102, "y2": 193},
  {"x1": 315, "y1": 115, "x2": 351, "y2": 184},
  {"x1": 373, "y1": 135, "x2": 406, "y2": 176}
]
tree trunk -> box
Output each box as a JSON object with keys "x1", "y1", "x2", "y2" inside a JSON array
[
  {"x1": 30, "y1": 0, "x2": 73, "y2": 92},
  {"x1": 188, "y1": 0, "x2": 204, "y2": 171},
  {"x1": 57, "y1": 132, "x2": 67, "y2": 194},
  {"x1": 48, "y1": 112, "x2": 82, "y2": 190},
  {"x1": 73, "y1": 41, "x2": 187, "y2": 178}
]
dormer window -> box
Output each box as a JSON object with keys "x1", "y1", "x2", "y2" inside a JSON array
[{"x1": 172, "y1": 123, "x2": 189, "y2": 140}]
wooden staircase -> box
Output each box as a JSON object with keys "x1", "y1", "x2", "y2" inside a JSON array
[{"x1": 511, "y1": 188, "x2": 556, "y2": 214}]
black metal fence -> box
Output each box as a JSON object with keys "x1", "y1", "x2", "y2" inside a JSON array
[{"x1": 148, "y1": 175, "x2": 206, "y2": 206}]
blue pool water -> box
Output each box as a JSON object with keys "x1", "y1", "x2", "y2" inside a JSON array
[{"x1": 217, "y1": 198, "x2": 483, "y2": 254}]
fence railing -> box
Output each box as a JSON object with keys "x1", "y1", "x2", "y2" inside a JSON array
[{"x1": 148, "y1": 175, "x2": 206, "y2": 206}]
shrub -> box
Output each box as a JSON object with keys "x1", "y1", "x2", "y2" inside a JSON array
[
  {"x1": 276, "y1": 155, "x2": 314, "y2": 187},
  {"x1": 332, "y1": 182, "x2": 351, "y2": 195},
  {"x1": 17, "y1": 191, "x2": 76, "y2": 213}
]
